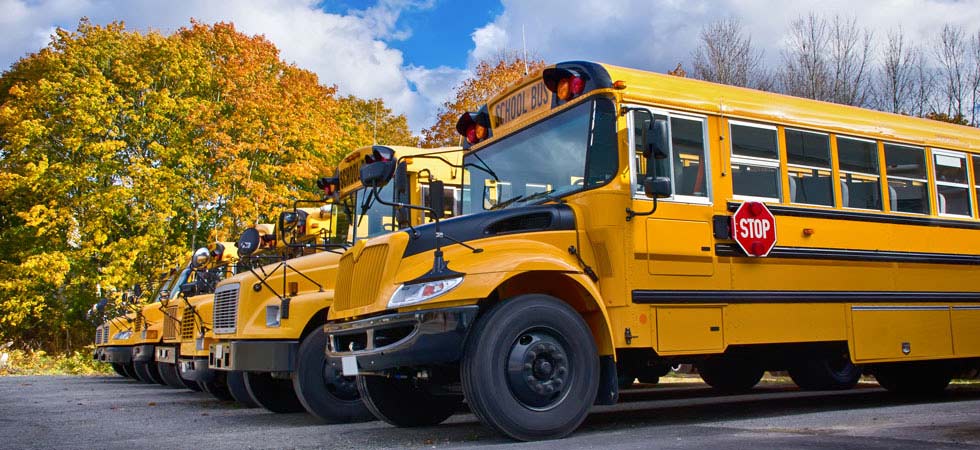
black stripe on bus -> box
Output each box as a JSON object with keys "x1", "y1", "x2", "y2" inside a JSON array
[
  {"x1": 632, "y1": 290, "x2": 980, "y2": 304},
  {"x1": 714, "y1": 243, "x2": 980, "y2": 265},
  {"x1": 725, "y1": 202, "x2": 980, "y2": 231}
]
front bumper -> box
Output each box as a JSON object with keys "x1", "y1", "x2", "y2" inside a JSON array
[
  {"x1": 178, "y1": 357, "x2": 214, "y2": 383},
  {"x1": 209, "y1": 340, "x2": 298, "y2": 372},
  {"x1": 93, "y1": 347, "x2": 103, "y2": 361},
  {"x1": 131, "y1": 344, "x2": 155, "y2": 363},
  {"x1": 155, "y1": 345, "x2": 177, "y2": 364},
  {"x1": 325, "y1": 305, "x2": 479, "y2": 375},
  {"x1": 102, "y1": 346, "x2": 133, "y2": 364}
]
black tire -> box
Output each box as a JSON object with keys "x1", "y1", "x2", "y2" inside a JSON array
[
  {"x1": 176, "y1": 363, "x2": 203, "y2": 391},
  {"x1": 462, "y1": 294, "x2": 600, "y2": 441},
  {"x1": 133, "y1": 361, "x2": 158, "y2": 384},
  {"x1": 201, "y1": 371, "x2": 235, "y2": 401},
  {"x1": 121, "y1": 363, "x2": 138, "y2": 380},
  {"x1": 874, "y1": 362, "x2": 952, "y2": 395},
  {"x1": 617, "y1": 372, "x2": 635, "y2": 389},
  {"x1": 226, "y1": 371, "x2": 258, "y2": 407},
  {"x1": 293, "y1": 329, "x2": 373, "y2": 423},
  {"x1": 157, "y1": 362, "x2": 188, "y2": 389},
  {"x1": 244, "y1": 371, "x2": 305, "y2": 413},
  {"x1": 110, "y1": 363, "x2": 128, "y2": 378},
  {"x1": 788, "y1": 355, "x2": 861, "y2": 391},
  {"x1": 697, "y1": 356, "x2": 764, "y2": 394},
  {"x1": 637, "y1": 375, "x2": 660, "y2": 384},
  {"x1": 357, "y1": 375, "x2": 461, "y2": 427}
]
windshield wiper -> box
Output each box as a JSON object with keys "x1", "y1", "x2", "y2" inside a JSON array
[
  {"x1": 490, "y1": 194, "x2": 525, "y2": 210},
  {"x1": 491, "y1": 189, "x2": 558, "y2": 210}
]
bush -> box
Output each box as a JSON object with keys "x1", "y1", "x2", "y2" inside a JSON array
[{"x1": 0, "y1": 348, "x2": 113, "y2": 376}]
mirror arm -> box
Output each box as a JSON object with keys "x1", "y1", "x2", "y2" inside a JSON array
[{"x1": 626, "y1": 196, "x2": 659, "y2": 222}]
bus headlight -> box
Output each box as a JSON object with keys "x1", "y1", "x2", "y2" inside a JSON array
[
  {"x1": 387, "y1": 277, "x2": 463, "y2": 308},
  {"x1": 114, "y1": 331, "x2": 132, "y2": 340}
]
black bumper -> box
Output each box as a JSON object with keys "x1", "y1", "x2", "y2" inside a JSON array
[
  {"x1": 178, "y1": 357, "x2": 214, "y2": 383},
  {"x1": 209, "y1": 340, "x2": 298, "y2": 372},
  {"x1": 324, "y1": 305, "x2": 479, "y2": 375},
  {"x1": 102, "y1": 346, "x2": 132, "y2": 364},
  {"x1": 131, "y1": 344, "x2": 155, "y2": 363}
]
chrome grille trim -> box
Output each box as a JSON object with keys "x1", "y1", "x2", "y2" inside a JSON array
[
  {"x1": 213, "y1": 283, "x2": 240, "y2": 335},
  {"x1": 162, "y1": 305, "x2": 179, "y2": 340},
  {"x1": 180, "y1": 306, "x2": 196, "y2": 340}
]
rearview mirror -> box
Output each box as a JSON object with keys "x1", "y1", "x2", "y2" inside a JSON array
[
  {"x1": 643, "y1": 176, "x2": 672, "y2": 199},
  {"x1": 191, "y1": 247, "x2": 210, "y2": 268},
  {"x1": 359, "y1": 146, "x2": 396, "y2": 188},
  {"x1": 279, "y1": 211, "x2": 298, "y2": 243},
  {"x1": 237, "y1": 227, "x2": 261, "y2": 257},
  {"x1": 429, "y1": 180, "x2": 445, "y2": 220}
]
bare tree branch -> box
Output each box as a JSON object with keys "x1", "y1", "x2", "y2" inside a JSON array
[{"x1": 690, "y1": 18, "x2": 771, "y2": 90}]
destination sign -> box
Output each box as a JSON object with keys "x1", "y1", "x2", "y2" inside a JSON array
[{"x1": 490, "y1": 80, "x2": 552, "y2": 132}]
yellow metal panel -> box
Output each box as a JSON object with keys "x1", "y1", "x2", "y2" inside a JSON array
[
  {"x1": 610, "y1": 305, "x2": 654, "y2": 348},
  {"x1": 646, "y1": 218, "x2": 713, "y2": 276},
  {"x1": 851, "y1": 307, "x2": 953, "y2": 362},
  {"x1": 724, "y1": 304, "x2": 846, "y2": 345},
  {"x1": 656, "y1": 307, "x2": 723, "y2": 353},
  {"x1": 952, "y1": 307, "x2": 980, "y2": 356}
]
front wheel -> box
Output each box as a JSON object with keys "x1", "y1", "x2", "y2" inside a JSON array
[
  {"x1": 356, "y1": 375, "x2": 460, "y2": 427},
  {"x1": 293, "y1": 329, "x2": 372, "y2": 423},
  {"x1": 462, "y1": 294, "x2": 599, "y2": 441},
  {"x1": 200, "y1": 371, "x2": 234, "y2": 401},
  {"x1": 133, "y1": 361, "x2": 164, "y2": 385},
  {"x1": 157, "y1": 363, "x2": 187, "y2": 389},
  {"x1": 110, "y1": 363, "x2": 128, "y2": 378},
  {"x1": 244, "y1": 371, "x2": 305, "y2": 413}
]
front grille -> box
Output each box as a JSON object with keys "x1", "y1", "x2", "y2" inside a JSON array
[
  {"x1": 95, "y1": 326, "x2": 103, "y2": 345},
  {"x1": 180, "y1": 305, "x2": 196, "y2": 340},
  {"x1": 163, "y1": 305, "x2": 179, "y2": 340},
  {"x1": 213, "y1": 283, "x2": 240, "y2": 334},
  {"x1": 133, "y1": 313, "x2": 143, "y2": 332},
  {"x1": 334, "y1": 244, "x2": 389, "y2": 311}
]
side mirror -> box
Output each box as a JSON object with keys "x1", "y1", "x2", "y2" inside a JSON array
[
  {"x1": 644, "y1": 117, "x2": 669, "y2": 161},
  {"x1": 179, "y1": 282, "x2": 198, "y2": 297},
  {"x1": 394, "y1": 162, "x2": 410, "y2": 228},
  {"x1": 237, "y1": 227, "x2": 261, "y2": 257},
  {"x1": 133, "y1": 284, "x2": 143, "y2": 299},
  {"x1": 96, "y1": 298, "x2": 107, "y2": 314},
  {"x1": 643, "y1": 176, "x2": 672, "y2": 199},
  {"x1": 191, "y1": 247, "x2": 210, "y2": 268},
  {"x1": 429, "y1": 180, "x2": 445, "y2": 220},
  {"x1": 359, "y1": 146, "x2": 396, "y2": 188},
  {"x1": 279, "y1": 211, "x2": 298, "y2": 243},
  {"x1": 159, "y1": 289, "x2": 171, "y2": 302},
  {"x1": 121, "y1": 292, "x2": 130, "y2": 304}
]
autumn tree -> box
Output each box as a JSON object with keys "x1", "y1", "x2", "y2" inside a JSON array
[
  {"x1": 0, "y1": 19, "x2": 411, "y2": 350},
  {"x1": 422, "y1": 53, "x2": 545, "y2": 147},
  {"x1": 690, "y1": 18, "x2": 771, "y2": 90}
]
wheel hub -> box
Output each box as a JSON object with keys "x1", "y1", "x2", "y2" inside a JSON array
[{"x1": 507, "y1": 331, "x2": 570, "y2": 409}]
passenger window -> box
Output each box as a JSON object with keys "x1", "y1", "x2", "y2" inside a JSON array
[
  {"x1": 786, "y1": 129, "x2": 833, "y2": 206},
  {"x1": 974, "y1": 156, "x2": 980, "y2": 218},
  {"x1": 730, "y1": 122, "x2": 780, "y2": 201},
  {"x1": 932, "y1": 150, "x2": 972, "y2": 217},
  {"x1": 633, "y1": 111, "x2": 709, "y2": 199},
  {"x1": 837, "y1": 137, "x2": 882, "y2": 210},
  {"x1": 884, "y1": 144, "x2": 929, "y2": 214}
]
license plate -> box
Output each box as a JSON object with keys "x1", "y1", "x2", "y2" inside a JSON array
[{"x1": 341, "y1": 356, "x2": 358, "y2": 376}]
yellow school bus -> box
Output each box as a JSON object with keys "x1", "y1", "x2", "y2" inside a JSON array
[
  {"x1": 325, "y1": 61, "x2": 980, "y2": 440},
  {"x1": 208, "y1": 145, "x2": 462, "y2": 421}
]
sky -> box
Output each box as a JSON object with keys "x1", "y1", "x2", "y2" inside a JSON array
[{"x1": 3, "y1": 0, "x2": 980, "y2": 134}]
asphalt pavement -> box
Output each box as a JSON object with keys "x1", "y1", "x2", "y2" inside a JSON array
[{"x1": 2, "y1": 375, "x2": 980, "y2": 449}]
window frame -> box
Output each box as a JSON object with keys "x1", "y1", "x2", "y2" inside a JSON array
[
  {"x1": 729, "y1": 119, "x2": 781, "y2": 203},
  {"x1": 973, "y1": 155, "x2": 980, "y2": 220},
  {"x1": 835, "y1": 134, "x2": 883, "y2": 212},
  {"x1": 784, "y1": 127, "x2": 835, "y2": 208},
  {"x1": 883, "y1": 142, "x2": 931, "y2": 216},
  {"x1": 930, "y1": 148, "x2": 973, "y2": 218},
  {"x1": 627, "y1": 105, "x2": 712, "y2": 205}
]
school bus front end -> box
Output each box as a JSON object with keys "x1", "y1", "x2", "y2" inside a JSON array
[{"x1": 327, "y1": 61, "x2": 980, "y2": 441}]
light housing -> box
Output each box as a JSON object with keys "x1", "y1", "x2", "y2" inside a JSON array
[
  {"x1": 455, "y1": 109, "x2": 492, "y2": 148},
  {"x1": 266, "y1": 305, "x2": 281, "y2": 327},
  {"x1": 543, "y1": 67, "x2": 590, "y2": 103},
  {"x1": 387, "y1": 276, "x2": 464, "y2": 308}
]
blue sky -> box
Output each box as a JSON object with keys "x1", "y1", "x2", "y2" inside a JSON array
[{"x1": 3, "y1": 0, "x2": 980, "y2": 133}]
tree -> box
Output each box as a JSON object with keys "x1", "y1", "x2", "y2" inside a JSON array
[
  {"x1": 0, "y1": 19, "x2": 412, "y2": 350},
  {"x1": 690, "y1": 18, "x2": 771, "y2": 90},
  {"x1": 934, "y1": 24, "x2": 968, "y2": 120},
  {"x1": 875, "y1": 28, "x2": 918, "y2": 114},
  {"x1": 422, "y1": 53, "x2": 545, "y2": 147},
  {"x1": 779, "y1": 13, "x2": 873, "y2": 106}
]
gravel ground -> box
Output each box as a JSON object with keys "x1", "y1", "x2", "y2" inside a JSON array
[{"x1": 3, "y1": 375, "x2": 980, "y2": 449}]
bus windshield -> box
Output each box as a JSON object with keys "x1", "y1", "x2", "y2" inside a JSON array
[
  {"x1": 462, "y1": 97, "x2": 618, "y2": 213},
  {"x1": 339, "y1": 181, "x2": 395, "y2": 243}
]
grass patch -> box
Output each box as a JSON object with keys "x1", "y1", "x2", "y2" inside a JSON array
[{"x1": 0, "y1": 348, "x2": 113, "y2": 376}]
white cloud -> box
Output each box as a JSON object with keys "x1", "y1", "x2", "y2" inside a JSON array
[
  {"x1": 471, "y1": 0, "x2": 980, "y2": 73},
  {"x1": 0, "y1": 0, "x2": 464, "y2": 133}
]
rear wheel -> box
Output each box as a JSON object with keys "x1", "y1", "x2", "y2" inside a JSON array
[
  {"x1": 226, "y1": 371, "x2": 258, "y2": 407},
  {"x1": 357, "y1": 376, "x2": 461, "y2": 427},
  {"x1": 874, "y1": 362, "x2": 952, "y2": 395},
  {"x1": 157, "y1": 363, "x2": 188, "y2": 389},
  {"x1": 294, "y1": 329, "x2": 372, "y2": 423},
  {"x1": 110, "y1": 363, "x2": 128, "y2": 378},
  {"x1": 244, "y1": 371, "x2": 305, "y2": 413},
  {"x1": 697, "y1": 355, "x2": 764, "y2": 394},
  {"x1": 200, "y1": 371, "x2": 234, "y2": 401},
  {"x1": 789, "y1": 355, "x2": 861, "y2": 391},
  {"x1": 462, "y1": 294, "x2": 599, "y2": 441}
]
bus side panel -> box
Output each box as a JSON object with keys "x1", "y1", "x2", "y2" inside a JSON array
[
  {"x1": 851, "y1": 307, "x2": 953, "y2": 362},
  {"x1": 952, "y1": 307, "x2": 980, "y2": 356}
]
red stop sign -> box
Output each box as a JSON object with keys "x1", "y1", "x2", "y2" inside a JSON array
[{"x1": 731, "y1": 201, "x2": 777, "y2": 257}]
